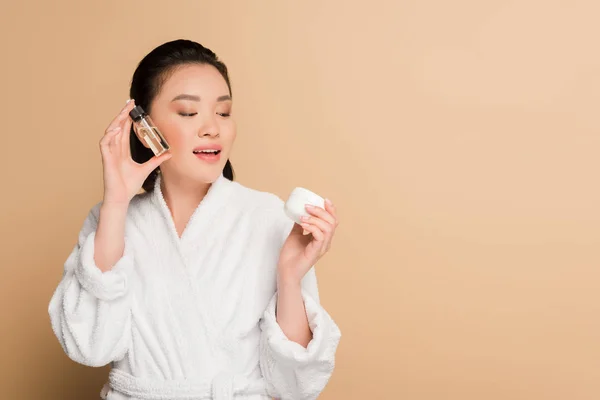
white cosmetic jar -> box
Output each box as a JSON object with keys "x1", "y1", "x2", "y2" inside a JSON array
[{"x1": 284, "y1": 187, "x2": 326, "y2": 224}]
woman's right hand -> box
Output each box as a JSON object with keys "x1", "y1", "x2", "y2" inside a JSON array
[{"x1": 100, "y1": 99, "x2": 172, "y2": 206}]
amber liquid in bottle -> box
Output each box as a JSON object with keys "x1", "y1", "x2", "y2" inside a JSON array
[
  {"x1": 129, "y1": 105, "x2": 170, "y2": 156},
  {"x1": 139, "y1": 127, "x2": 169, "y2": 156}
]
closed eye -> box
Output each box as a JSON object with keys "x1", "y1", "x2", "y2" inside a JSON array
[
  {"x1": 178, "y1": 112, "x2": 197, "y2": 117},
  {"x1": 217, "y1": 113, "x2": 231, "y2": 117}
]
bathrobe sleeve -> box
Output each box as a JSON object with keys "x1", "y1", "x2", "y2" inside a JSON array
[
  {"x1": 48, "y1": 203, "x2": 135, "y2": 367},
  {"x1": 259, "y1": 218, "x2": 342, "y2": 400}
]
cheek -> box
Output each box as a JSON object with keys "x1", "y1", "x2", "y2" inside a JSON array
[
  {"x1": 160, "y1": 120, "x2": 189, "y2": 152},
  {"x1": 221, "y1": 120, "x2": 237, "y2": 144}
]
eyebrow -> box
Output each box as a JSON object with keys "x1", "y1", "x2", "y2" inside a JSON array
[{"x1": 171, "y1": 94, "x2": 231, "y2": 102}]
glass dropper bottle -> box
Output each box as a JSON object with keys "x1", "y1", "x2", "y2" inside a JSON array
[{"x1": 129, "y1": 105, "x2": 170, "y2": 156}]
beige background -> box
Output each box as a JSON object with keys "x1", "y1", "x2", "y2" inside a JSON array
[{"x1": 1, "y1": 0, "x2": 599, "y2": 399}]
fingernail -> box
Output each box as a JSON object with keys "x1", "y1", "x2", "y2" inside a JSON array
[
  {"x1": 301, "y1": 216, "x2": 309, "y2": 222},
  {"x1": 305, "y1": 204, "x2": 314, "y2": 210},
  {"x1": 125, "y1": 99, "x2": 132, "y2": 104},
  {"x1": 325, "y1": 198, "x2": 333, "y2": 205}
]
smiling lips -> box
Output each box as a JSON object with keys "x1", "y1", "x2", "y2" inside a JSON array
[{"x1": 193, "y1": 145, "x2": 222, "y2": 163}]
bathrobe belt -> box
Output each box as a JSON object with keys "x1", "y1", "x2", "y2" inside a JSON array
[{"x1": 103, "y1": 368, "x2": 270, "y2": 400}]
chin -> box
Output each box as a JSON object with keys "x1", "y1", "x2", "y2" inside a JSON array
[
  {"x1": 195, "y1": 165, "x2": 227, "y2": 183},
  {"x1": 167, "y1": 157, "x2": 228, "y2": 184}
]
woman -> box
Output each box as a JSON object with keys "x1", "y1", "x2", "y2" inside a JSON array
[{"x1": 48, "y1": 39, "x2": 341, "y2": 400}]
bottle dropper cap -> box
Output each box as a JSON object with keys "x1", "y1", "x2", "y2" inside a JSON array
[{"x1": 129, "y1": 105, "x2": 146, "y2": 121}]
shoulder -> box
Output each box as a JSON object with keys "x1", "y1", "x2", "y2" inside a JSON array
[
  {"x1": 228, "y1": 179, "x2": 294, "y2": 236},
  {"x1": 85, "y1": 191, "x2": 154, "y2": 224},
  {"x1": 228, "y1": 179, "x2": 286, "y2": 213}
]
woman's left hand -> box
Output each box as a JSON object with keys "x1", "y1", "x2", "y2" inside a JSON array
[{"x1": 277, "y1": 199, "x2": 339, "y2": 285}]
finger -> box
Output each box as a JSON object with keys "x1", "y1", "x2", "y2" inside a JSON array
[
  {"x1": 291, "y1": 222, "x2": 308, "y2": 236},
  {"x1": 100, "y1": 127, "x2": 120, "y2": 152},
  {"x1": 324, "y1": 199, "x2": 338, "y2": 224},
  {"x1": 142, "y1": 151, "x2": 172, "y2": 173},
  {"x1": 300, "y1": 213, "x2": 333, "y2": 236},
  {"x1": 105, "y1": 99, "x2": 136, "y2": 133},
  {"x1": 121, "y1": 115, "x2": 133, "y2": 156},
  {"x1": 111, "y1": 129, "x2": 124, "y2": 158},
  {"x1": 305, "y1": 204, "x2": 336, "y2": 226},
  {"x1": 302, "y1": 216, "x2": 334, "y2": 253},
  {"x1": 300, "y1": 222, "x2": 325, "y2": 241},
  {"x1": 105, "y1": 104, "x2": 134, "y2": 136},
  {"x1": 99, "y1": 128, "x2": 121, "y2": 166},
  {"x1": 290, "y1": 223, "x2": 313, "y2": 241}
]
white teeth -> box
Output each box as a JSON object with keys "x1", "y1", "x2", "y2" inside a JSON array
[{"x1": 194, "y1": 149, "x2": 219, "y2": 153}]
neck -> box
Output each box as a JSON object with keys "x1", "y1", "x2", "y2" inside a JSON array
[{"x1": 159, "y1": 172, "x2": 212, "y2": 223}]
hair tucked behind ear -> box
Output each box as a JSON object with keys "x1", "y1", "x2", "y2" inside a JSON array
[{"x1": 128, "y1": 39, "x2": 235, "y2": 193}]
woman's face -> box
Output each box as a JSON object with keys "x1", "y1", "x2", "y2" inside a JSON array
[{"x1": 147, "y1": 63, "x2": 235, "y2": 184}]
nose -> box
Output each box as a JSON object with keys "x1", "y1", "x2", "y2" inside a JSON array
[{"x1": 198, "y1": 114, "x2": 220, "y2": 138}]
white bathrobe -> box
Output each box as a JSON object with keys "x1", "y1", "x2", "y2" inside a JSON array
[{"x1": 48, "y1": 173, "x2": 341, "y2": 400}]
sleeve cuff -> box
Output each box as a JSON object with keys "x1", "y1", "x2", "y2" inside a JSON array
[
  {"x1": 74, "y1": 231, "x2": 135, "y2": 301},
  {"x1": 260, "y1": 289, "x2": 341, "y2": 366}
]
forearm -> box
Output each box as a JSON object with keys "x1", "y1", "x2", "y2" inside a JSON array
[
  {"x1": 94, "y1": 203, "x2": 128, "y2": 272},
  {"x1": 260, "y1": 268, "x2": 341, "y2": 398},
  {"x1": 275, "y1": 276, "x2": 312, "y2": 348}
]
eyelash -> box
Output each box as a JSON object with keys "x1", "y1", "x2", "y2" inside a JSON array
[{"x1": 178, "y1": 112, "x2": 231, "y2": 117}]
